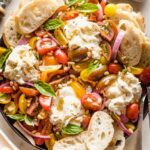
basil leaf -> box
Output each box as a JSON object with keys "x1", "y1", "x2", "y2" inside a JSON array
[
  {"x1": 88, "y1": 60, "x2": 100, "y2": 72},
  {"x1": 34, "y1": 81, "x2": 55, "y2": 97},
  {"x1": 0, "y1": 49, "x2": 11, "y2": 68},
  {"x1": 62, "y1": 124, "x2": 83, "y2": 135},
  {"x1": 0, "y1": 93, "x2": 7, "y2": 98},
  {"x1": 77, "y1": 3, "x2": 99, "y2": 13},
  {"x1": 7, "y1": 114, "x2": 25, "y2": 121},
  {"x1": 67, "y1": 0, "x2": 84, "y2": 7},
  {"x1": 24, "y1": 115, "x2": 34, "y2": 126},
  {"x1": 43, "y1": 19, "x2": 64, "y2": 31}
]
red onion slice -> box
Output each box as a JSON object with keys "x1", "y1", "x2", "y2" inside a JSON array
[
  {"x1": 120, "y1": 114, "x2": 129, "y2": 123},
  {"x1": 117, "y1": 121, "x2": 132, "y2": 136},
  {"x1": 17, "y1": 122, "x2": 50, "y2": 139},
  {"x1": 112, "y1": 30, "x2": 125, "y2": 60},
  {"x1": 18, "y1": 36, "x2": 29, "y2": 45},
  {"x1": 0, "y1": 82, "x2": 9, "y2": 88},
  {"x1": 97, "y1": 4, "x2": 103, "y2": 21}
]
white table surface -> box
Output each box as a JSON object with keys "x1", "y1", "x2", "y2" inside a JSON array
[{"x1": 0, "y1": 0, "x2": 150, "y2": 150}]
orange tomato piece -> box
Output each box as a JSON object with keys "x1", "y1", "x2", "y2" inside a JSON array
[
  {"x1": 42, "y1": 55, "x2": 58, "y2": 66},
  {"x1": 19, "y1": 87, "x2": 39, "y2": 97}
]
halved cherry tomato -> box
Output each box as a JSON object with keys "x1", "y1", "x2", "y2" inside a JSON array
[
  {"x1": 81, "y1": 115, "x2": 91, "y2": 129},
  {"x1": 19, "y1": 87, "x2": 39, "y2": 97},
  {"x1": 100, "y1": 41, "x2": 112, "y2": 62},
  {"x1": 29, "y1": 37, "x2": 37, "y2": 49},
  {"x1": 104, "y1": 4, "x2": 117, "y2": 17},
  {"x1": 0, "y1": 86, "x2": 13, "y2": 93},
  {"x1": 19, "y1": 94, "x2": 27, "y2": 114},
  {"x1": 34, "y1": 138, "x2": 45, "y2": 146},
  {"x1": 36, "y1": 38, "x2": 57, "y2": 55},
  {"x1": 54, "y1": 49, "x2": 68, "y2": 64},
  {"x1": 139, "y1": 67, "x2": 150, "y2": 85},
  {"x1": 39, "y1": 95, "x2": 52, "y2": 111},
  {"x1": 62, "y1": 10, "x2": 79, "y2": 21},
  {"x1": 126, "y1": 103, "x2": 139, "y2": 120},
  {"x1": 88, "y1": 0, "x2": 99, "y2": 4},
  {"x1": 81, "y1": 93, "x2": 102, "y2": 111},
  {"x1": 99, "y1": 21, "x2": 115, "y2": 42},
  {"x1": 108, "y1": 63, "x2": 122, "y2": 74},
  {"x1": 70, "y1": 81, "x2": 86, "y2": 99},
  {"x1": 42, "y1": 56, "x2": 58, "y2": 65},
  {"x1": 35, "y1": 29, "x2": 48, "y2": 37}
]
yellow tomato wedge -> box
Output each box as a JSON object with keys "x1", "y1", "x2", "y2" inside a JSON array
[
  {"x1": 39, "y1": 65, "x2": 62, "y2": 73},
  {"x1": 40, "y1": 71, "x2": 48, "y2": 82},
  {"x1": 45, "y1": 134, "x2": 56, "y2": 150},
  {"x1": 129, "y1": 67, "x2": 143, "y2": 75},
  {"x1": 0, "y1": 47, "x2": 7, "y2": 57},
  {"x1": 29, "y1": 37, "x2": 37, "y2": 49},
  {"x1": 19, "y1": 94, "x2": 27, "y2": 114},
  {"x1": 54, "y1": 29, "x2": 68, "y2": 46},
  {"x1": 104, "y1": 4, "x2": 117, "y2": 17},
  {"x1": 70, "y1": 81, "x2": 86, "y2": 99}
]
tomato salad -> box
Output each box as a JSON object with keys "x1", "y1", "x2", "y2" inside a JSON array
[{"x1": 0, "y1": 0, "x2": 149, "y2": 149}]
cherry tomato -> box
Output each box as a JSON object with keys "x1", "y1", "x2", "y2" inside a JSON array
[
  {"x1": 139, "y1": 67, "x2": 150, "y2": 85},
  {"x1": 100, "y1": 41, "x2": 112, "y2": 62},
  {"x1": 99, "y1": 21, "x2": 115, "y2": 42},
  {"x1": 42, "y1": 55, "x2": 58, "y2": 65},
  {"x1": 0, "y1": 86, "x2": 13, "y2": 93},
  {"x1": 34, "y1": 138, "x2": 45, "y2": 145},
  {"x1": 39, "y1": 95, "x2": 52, "y2": 111},
  {"x1": 104, "y1": 4, "x2": 117, "y2": 17},
  {"x1": 81, "y1": 93, "x2": 102, "y2": 111},
  {"x1": 108, "y1": 63, "x2": 122, "y2": 74},
  {"x1": 126, "y1": 103, "x2": 139, "y2": 120},
  {"x1": 54, "y1": 49, "x2": 68, "y2": 64},
  {"x1": 19, "y1": 87, "x2": 39, "y2": 97},
  {"x1": 62, "y1": 10, "x2": 79, "y2": 21},
  {"x1": 88, "y1": 0, "x2": 99, "y2": 4},
  {"x1": 35, "y1": 29, "x2": 48, "y2": 37},
  {"x1": 81, "y1": 115, "x2": 91, "y2": 129},
  {"x1": 36, "y1": 38, "x2": 57, "y2": 55}
]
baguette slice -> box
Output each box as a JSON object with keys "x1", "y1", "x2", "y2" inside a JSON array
[
  {"x1": 3, "y1": 16, "x2": 21, "y2": 48},
  {"x1": 138, "y1": 41, "x2": 150, "y2": 68},
  {"x1": 106, "y1": 124, "x2": 125, "y2": 150},
  {"x1": 53, "y1": 111, "x2": 114, "y2": 150},
  {"x1": 15, "y1": 0, "x2": 64, "y2": 34}
]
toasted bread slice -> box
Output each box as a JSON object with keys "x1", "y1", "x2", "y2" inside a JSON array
[
  {"x1": 2, "y1": 16, "x2": 21, "y2": 48},
  {"x1": 53, "y1": 111, "x2": 114, "y2": 150},
  {"x1": 118, "y1": 20, "x2": 146, "y2": 66},
  {"x1": 137, "y1": 41, "x2": 150, "y2": 68},
  {"x1": 106, "y1": 124, "x2": 125, "y2": 150},
  {"x1": 15, "y1": 0, "x2": 64, "y2": 34}
]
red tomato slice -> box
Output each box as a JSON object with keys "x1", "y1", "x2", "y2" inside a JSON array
[
  {"x1": 81, "y1": 93, "x2": 102, "y2": 111},
  {"x1": 139, "y1": 67, "x2": 150, "y2": 85},
  {"x1": 108, "y1": 63, "x2": 122, "y2": 74},
  {"x1": 54, "y1": 49, "x2": 68, "y2": 64},
  {"x1": 36, "y1": 38, "x2": 57, "y2": 55},
  {"x1": 126, "y1": 103, "x2": 139, "y2": 120},
  {"x1": 35, "y1": 29, "x2": 48, "y2": 37},
  {"x1": 39, "y1": 95, "x2": 52, "y2": 111},
  {"x1": 19, "y1": 87, "x2": 39, "y2": 97},
  {"x1": 81, "y1": 115, "x2": 91, "y2": 129},
  {"x1": 62, "y1": 10, "x2": 79, "y2": 21},
  {"x1": 0, "y1": 86, "x2": 13, "y2": 93},
  {"x1": 34, "y1": 138, "x2": 45, "y2": 145},
  {"x1": 100, "y1": 41, "x2": 112, "y2": 62}
]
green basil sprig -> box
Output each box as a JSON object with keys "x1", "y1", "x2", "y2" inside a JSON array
[
  {"x1": 67, "y1": 0, "x2": 84, "y2": 7},
  {"x1": 7, "y1": 114, "x2": 34, "y2": 126},
  {"x1": 62, "y1": 124, "x2": 83, "y2": 135},
  {"x1": 0, "y1": 49, "x2": 11, "y2": 69},
  {"x1": 43, "y1": 19, "x2": 64, "y2": 31},
  {"x1": 77, "y1": 3, "x2": 99, "y2": 13},
  {"x1": 34, "y1": 81, "x2": 55, "y2": 97}
]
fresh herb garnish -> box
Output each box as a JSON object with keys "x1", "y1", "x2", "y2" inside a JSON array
[
  {"x1": 67, "y1": 0, "x2": 84, "y2": 7},
  {"x1": 43, "y1": 19, "x2": 64, "y2": 31},
  {"x1": 7, "y1": 114, "x2": 34, "y2": 126},
  {"x1": 88, "y1": 60, "x2": 100, "y2": 72},
  {"x1": 0, "y1": 49, "x2": 11, "y2": 69},
  {"x1": 0, "y1": 93, "x2": 7, "y2": 98},
  {"x1": 62, "y1": 124, "x2": 83, "y2": 135},
  {"x1": 34, "y1": 81, "x2": 55, "y2": 97},
  {"x1": 76, "y1": 3, "x2": 99, "y2": 13}
]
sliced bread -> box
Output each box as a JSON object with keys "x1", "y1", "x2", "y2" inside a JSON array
[
  {"x1": 137, "y1": 41, "x2": 150, "y2": 68},
  {"x1": 106, "y1": 124, "x2": 125, "y2": 150},
  {"x1": 2, "y1": 16, "x2": 21, "y2": 48},
  {"x1": 15, "y1": 0, "x2": 63, "y2": 34},
  {"x1": 53, "y1": 111, "x2": 114, "y2": 150}
]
